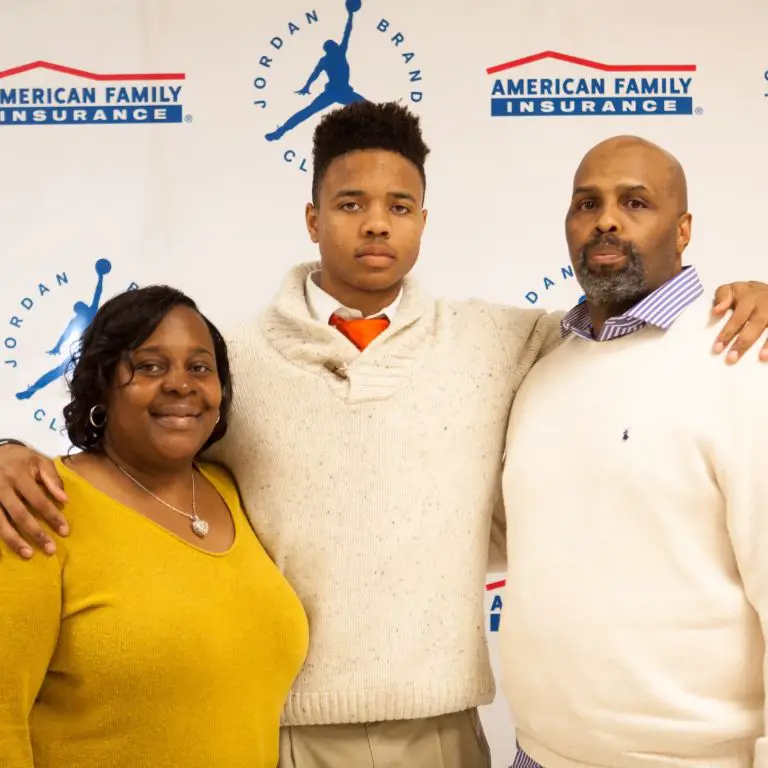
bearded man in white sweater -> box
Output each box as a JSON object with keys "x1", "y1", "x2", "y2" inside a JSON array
[
  {"x1": 503, "y1": 135, "x2": 768, "y2": 768},
  {"x1": 2, "y1": 109, "x2": 768, "y2": 768}
]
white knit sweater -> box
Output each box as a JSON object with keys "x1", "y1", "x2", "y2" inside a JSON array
[
  {"x1": 501, "y1": 295, "x2": 768, "y2": 768},
  {"x1": 210, "y1": 262, "x2": 562, "y2": 726}
]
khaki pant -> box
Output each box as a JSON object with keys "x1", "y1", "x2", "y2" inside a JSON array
[{"x1": 279, "y1": 709, "x2": 491, "y2": 768}]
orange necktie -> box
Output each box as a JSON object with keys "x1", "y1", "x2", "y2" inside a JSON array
[{"x1": 329, "y1": 313, "x2": 390, "y2": 350}]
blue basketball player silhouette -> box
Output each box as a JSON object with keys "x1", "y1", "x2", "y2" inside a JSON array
[
  {"x1": 16, "y1": 259, "x2": 111, "y2": 401},
  {"x1": 265, "y1": 0, "x2": 365, "y2": 142}
]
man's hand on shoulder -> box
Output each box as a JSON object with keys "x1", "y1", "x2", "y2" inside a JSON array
[
  {"x1": 0, "y1": 444, "x2": 68, "y2": 558},
  {"x1": 712, "y1": 281, "x2": 768, "y2": 363}
]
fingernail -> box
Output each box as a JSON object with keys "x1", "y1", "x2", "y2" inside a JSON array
[
  {"x1": 20, "y1": 547, "x2": 33, "y2": 559},
  {"x1": 713, "y1": 341, "x2": 724, "y2": 354},
  {"x1": 58, "y1": 524, "x2": 69, "y2": 536},
  {"x1": 43, "y1": 541, "x2": 57, "y2": 555},
  {"x1": 726, "y1": 350, "x2": 740, "y2": 364}
]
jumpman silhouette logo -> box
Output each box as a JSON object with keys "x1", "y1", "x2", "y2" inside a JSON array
[
  {"x1": 16, "y1": 258, "x2": 111, "y2": 401},
  {"x1": 265, "y1": 0, "x2": 366, "y2": 142}
]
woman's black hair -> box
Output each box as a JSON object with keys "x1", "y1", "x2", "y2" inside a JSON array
[{"x1": 63, "y1": 285, "x2": 232, "y2": 453}]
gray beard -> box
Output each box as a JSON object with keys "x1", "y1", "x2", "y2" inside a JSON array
[{"x1": 576, "y1": 245, "x2": 647, "y2": 306}]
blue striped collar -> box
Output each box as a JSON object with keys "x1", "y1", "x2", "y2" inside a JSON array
[{"x1": 561, "y1": 266, "x2": 704, "y2": 342}]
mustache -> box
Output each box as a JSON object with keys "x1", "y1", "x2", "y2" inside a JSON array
[{"x1": 579, "y1": 234, "x2": 635, "y2": 261}]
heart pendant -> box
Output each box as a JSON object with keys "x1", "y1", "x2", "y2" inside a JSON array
[{"x1": 191, "y1": 517, "x2": 210, "y2": 538}]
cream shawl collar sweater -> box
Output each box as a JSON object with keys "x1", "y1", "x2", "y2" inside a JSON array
[
  {"x1": 501, "y1": 296, "x2": 768, "y2": 768},
  {"x1": 210, "y1": 262, "x2": 562, "y2": 726}
]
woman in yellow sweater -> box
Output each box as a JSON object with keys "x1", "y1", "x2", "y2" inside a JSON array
[{"x1": 0, "y1": 286, "x2": 308, "y2": 767}]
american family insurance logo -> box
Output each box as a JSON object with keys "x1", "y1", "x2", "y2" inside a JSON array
[
  {"x1": 488, "y1": 50, "x2": 699, "y2": 117},
  {"x1": 486, "y1": 578, "x2": 505, "y2": 633},
  {"x1": 0, "y1": 61, "x2": 186, "y2": 125}
]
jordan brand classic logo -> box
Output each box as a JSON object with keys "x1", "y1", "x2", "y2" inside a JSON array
[
  {"x1": 524, "y1": 260, "x2": 586, "y2": 307},
  {"x1": 15, "y1": 259, "x2": 111, "y2": 402},
  {"x1": 264, "y1": 2, "x2": 365, "y2": 142},
  {"x1": 253, "y1": 0, "x2": 425, "y2": 175},
  {"x1": 3, "y1": 259, "x2": 137, "y2": 436}
]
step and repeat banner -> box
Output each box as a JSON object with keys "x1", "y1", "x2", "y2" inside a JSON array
[{"x1": 1, "y1": 1, "x2": 767, "y2": 764}]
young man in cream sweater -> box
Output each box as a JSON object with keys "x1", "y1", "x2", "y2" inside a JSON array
[
  {"x1": 503, "y1": 136, "x2": 768, "y2": 768},
  {"x1": 1, "y1": 110, "x2": 768, "y2": 768}
]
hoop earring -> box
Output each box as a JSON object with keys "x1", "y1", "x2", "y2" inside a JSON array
[{"x1": 89, "y1": 405, "x2": 107, "y2": 429}]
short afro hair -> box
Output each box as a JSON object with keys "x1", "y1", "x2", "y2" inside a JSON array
[
  {"x1": 63, "y1": 285, "x2": 232, "y2": 454},
  {"x1": 311, "y1": 101, "x2": 430, "y2": 205}
]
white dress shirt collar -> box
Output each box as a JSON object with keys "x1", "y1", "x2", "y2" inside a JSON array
[{"x1": 304, "y1": 270, "x2": 402, "y2": 323}]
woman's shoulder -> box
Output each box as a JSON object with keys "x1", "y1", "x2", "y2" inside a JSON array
[
  {"x1": 54, "y1": 455, "x2": 100, "y2": 506},
  {"x1": 52, "y1": 456, "x2": 129, "y2": 537},
  {"x1": 195, "y1": 461, "x2": 241, "y2": 505}
]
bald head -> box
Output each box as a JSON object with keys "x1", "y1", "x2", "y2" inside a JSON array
[
  {"x1": 564, "y1": 134, "x2": 693, "y2": 317},
  {"x1": 574, "y1": 135, "x2": 688, "y2": 212}
]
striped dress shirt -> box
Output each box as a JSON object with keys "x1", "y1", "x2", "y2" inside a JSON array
[
  {"x1": 560, "y1": 266, "x2": 704, "y2": 342},
  {"x1": 511, "y1": 265, "x2": 703, "y2": 768}
]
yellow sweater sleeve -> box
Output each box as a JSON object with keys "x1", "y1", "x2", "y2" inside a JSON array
[{"x1": 0, "y1": 547, "x2": 62, "y2": 767}]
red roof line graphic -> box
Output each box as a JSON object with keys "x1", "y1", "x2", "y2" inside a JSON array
[
  {"x1": 486, "y1": 50, "x2": 696, "y2": 76},
  {"x1": 0, "y1": 61, "x2": 185, "y2": 82},
  {"x1": 486, "y1": 579, "x2": 506, "y2": 591}
]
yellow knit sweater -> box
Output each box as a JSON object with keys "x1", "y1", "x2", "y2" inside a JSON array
[{"x1": 0, "y1": 458, "x2": 308, "y2": 767}]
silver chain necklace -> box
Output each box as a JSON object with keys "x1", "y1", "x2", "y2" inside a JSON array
[{"x1": 113, "y1": 462, "x2": 210, "y2": 538}]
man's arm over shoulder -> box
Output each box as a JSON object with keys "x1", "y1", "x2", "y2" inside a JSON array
[
  {"x1": 0, "y1": 445, "x2": 68, "y2": 557},
  {"x1": 476, "y1": 301, "x2": 566, "y2": 387}
]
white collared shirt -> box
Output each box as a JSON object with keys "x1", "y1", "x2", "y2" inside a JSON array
[{"x1": 304, "y1": 270, "x2": 402, "y2": 323}]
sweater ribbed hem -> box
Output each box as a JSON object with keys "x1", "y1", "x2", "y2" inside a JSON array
[
  {"x1": 517, "y1": 734, "x2": 756, "y2": 768},
  {"x1": 281, "y1": 674, "x2": 496, "y2": 726}
]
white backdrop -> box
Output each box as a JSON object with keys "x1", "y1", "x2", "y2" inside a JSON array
[{"x1": 1, "y1": 1, "x2": 768, "y2": 764}]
